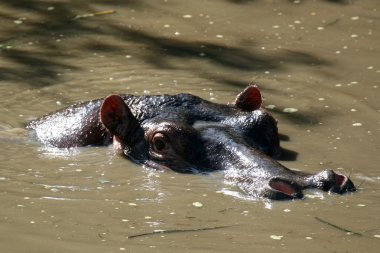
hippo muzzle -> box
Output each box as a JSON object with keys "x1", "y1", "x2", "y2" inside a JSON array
[{"x1": 196, "y1": 126, "x2": 355, "y2": 199}]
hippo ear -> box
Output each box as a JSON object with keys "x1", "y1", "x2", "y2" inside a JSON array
[
  {"x1": 234, "y1": 85, "x2": 262, "y2": 111},
  {"x1": 100, "y1": 95, "x2": 142, "y2": 147}
]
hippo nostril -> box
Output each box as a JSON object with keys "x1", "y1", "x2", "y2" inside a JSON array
[
  {"x1": 269, "y1": 179, "x2": 296, "y2": 196},
  {"x1": 334, "y1": 173, "x2": 346, "y2": 187},
  {"x1": 328, "y1": 173, "x2": 356, "y2": 194},
  {"x1": 308, "y1": 170, "x2": 356, "y2": 194},
  {"x1": 268, "y1": 178, "x2": 304, "y2": 200}
]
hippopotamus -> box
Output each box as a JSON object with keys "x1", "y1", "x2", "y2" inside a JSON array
[{"x1": 27, "y1": 85, "x2": 355, "y2": 200}]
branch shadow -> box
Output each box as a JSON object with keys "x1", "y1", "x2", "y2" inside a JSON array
[
  {"x1": 0, "y1": 1, "x2": 96, "y2": 86},
  {"x1": 0, "y1": 48, "x2": 80, "y2": 87},
  {"x1": 0, "y1": 0, "x2": 332, "y2": 89},
  {"x1": 286, "y1": 0, "x2": 352, "y2": 5}
]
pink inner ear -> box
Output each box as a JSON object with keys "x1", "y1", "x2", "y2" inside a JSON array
[
  {"x1": 100, "y1": 94, "x2": 127, "y2": 129},
  {"x1": 234, "y1": 85, "x2": 262, "y2": 111}
]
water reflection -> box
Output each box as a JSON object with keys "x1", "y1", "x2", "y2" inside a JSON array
[
  {"x1": 35, "y1": 183, "x2": 90, "y2": 192},
  {"x1": 40, "y1": 196, "x2": 83, "y2": 201},
  {"x1": 134, "y1": 171, "x2": 168, "y2": 203},
  {"x1": 37, "y1": 146, "x2": 82, "y2": 159}
]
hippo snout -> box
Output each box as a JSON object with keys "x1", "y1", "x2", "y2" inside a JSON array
[{"x1": 262, "y1": 170, "x2": 356, "y2": 200}]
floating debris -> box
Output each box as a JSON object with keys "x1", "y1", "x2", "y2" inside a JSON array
[
  {"x1": 352, "y1": 123, "x2": 362, "y2": 127},
  {"x1": 270, "y1": 235, "x2": 283, "y2": 240},
  {"x1": 72, "y1": 10, "x2": 116, "y2": 21},
  {"x1": 283, "y1": 108, "x2": 298, "y2": 113},
  {"x1": 13, "y1": 19, "x2": 23, "y2": 25},
  {"x1": 315, "y1": 217, "x2": 362, "y2": 236},
  {"x1": 192, "y1": 201, "x2": 203, "y2": 208},
  {"x1": 127, "y1": 225, "x2": 230, "y2": 239},
  {"x1": 265, "y1": 105, "x2": 276, "y2": 110}
]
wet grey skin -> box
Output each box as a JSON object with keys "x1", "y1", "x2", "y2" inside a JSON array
[{"x1": 27, "y1": 85, "x2": 356, "y2": 200}]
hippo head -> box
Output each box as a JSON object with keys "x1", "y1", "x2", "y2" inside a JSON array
[
  {"x1": 99, "y1": 85, "x2": 278, "y2": 172},
  {"x1": 99, "y1": 86, "x2": 355, "y2": 199}
]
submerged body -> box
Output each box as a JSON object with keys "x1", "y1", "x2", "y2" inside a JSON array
[{"x1": 28, "y1": 85, "x2": 355, "y2": 199}]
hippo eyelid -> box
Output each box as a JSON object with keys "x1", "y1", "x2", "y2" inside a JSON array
[{"x1": 151, "y1": 132, "x2": 169, "y2": 152}]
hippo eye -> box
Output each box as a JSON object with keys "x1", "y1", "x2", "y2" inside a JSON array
[
  {"x1": 154, "y1": 139, "x2": 165, "y2": 151},
  {"x1": 152, "y1": 133, "x2": 167, "y2": 152}
]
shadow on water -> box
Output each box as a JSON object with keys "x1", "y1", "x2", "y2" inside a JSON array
[
  {"x1": 228, "y1": 0, "x2": 352, "y2": 5},
  {"x1": 0, "y1": 1, "x2": 103, "y2": 87},
  {"x1": 226, "y1": 0, "x2": 258, "y2": 4},
  {"x1": 0, "y1": 0, "x2": 332, "y2": 89},
  {"x1": 0, "y1": 49, "x2": 80, "y2": 87},
  {"x1": 278, "y1": 147, "x2": 298, "y2": 161},
  {"x1": 285, "y1": 0, "x2": 351, "y2": 5}
]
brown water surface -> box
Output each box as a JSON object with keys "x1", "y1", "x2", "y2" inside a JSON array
[{"x1": 0, "y1": 0, "x2": 379, "y2": 252}]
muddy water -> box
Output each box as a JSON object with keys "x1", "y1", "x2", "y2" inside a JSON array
[{"x1": 0, "y1": 0, "x2": 379, "y2": 252}]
